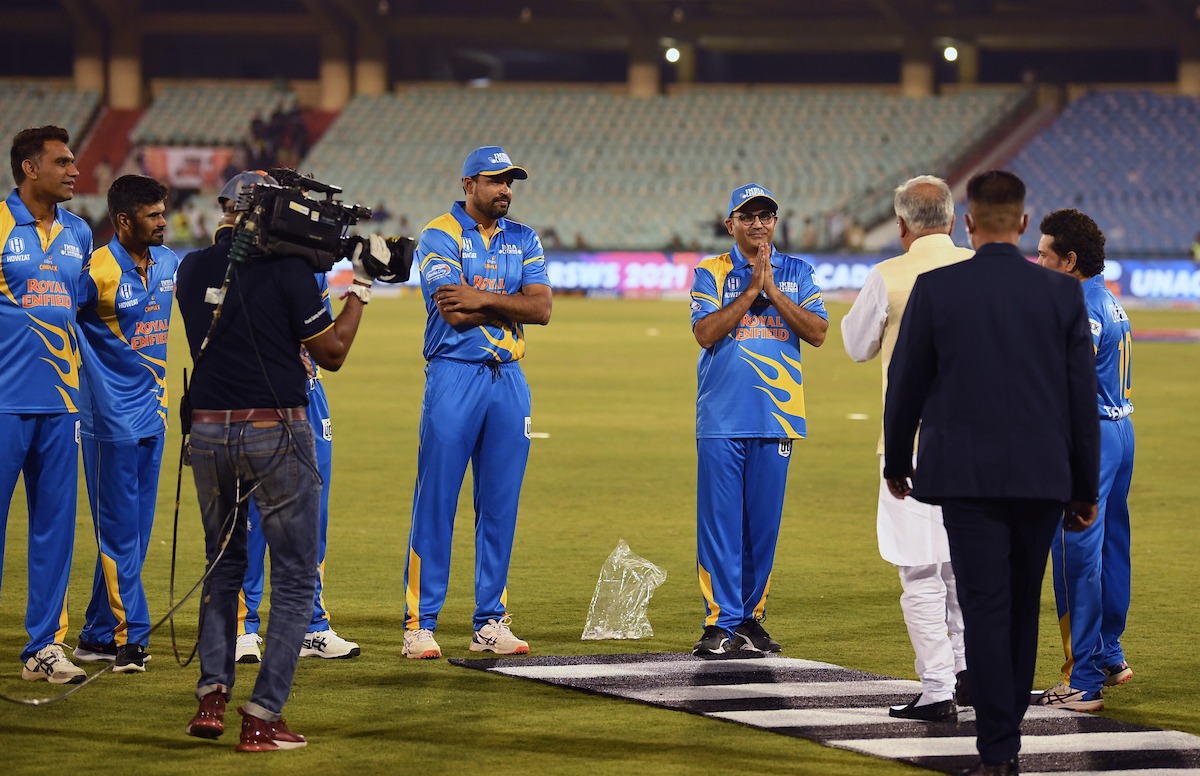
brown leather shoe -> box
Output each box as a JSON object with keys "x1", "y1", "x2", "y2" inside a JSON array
[
  {"x1": 186, "y1": 690, "x2": 227, "y2": 739},
  {"x1": 235, "y1": 707, "x2": 307, "y2": 752}
]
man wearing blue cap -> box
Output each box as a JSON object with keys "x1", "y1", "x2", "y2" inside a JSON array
[
  {"x1": 689, "y1": 183, "x2": 829, "y2": 657},
  {"x1": 402, "y1": 146, "x2": 552, "y2": 660}
]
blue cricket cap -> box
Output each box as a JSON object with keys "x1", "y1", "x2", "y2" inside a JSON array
[
  {"x1": 727, "y1": 183, "x2": 779, "y2": 217},
  {"x1": 218, "y1": 170, "x2": 276, "y2": 206},
  {"x1": 462, "y1": 146, "x2": 528, "y2": 180}
]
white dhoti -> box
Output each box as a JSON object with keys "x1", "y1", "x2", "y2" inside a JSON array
[{"x1": 878, "y1": 456, "x2": 966, "y2": 702}]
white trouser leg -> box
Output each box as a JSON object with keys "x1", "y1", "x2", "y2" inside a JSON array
[
  {"x1": 898, "y1": 563, "x2": 957, "y2": 702},
  {"x1": 942, "y1": 560, "x2": 967, "y2": 674}
]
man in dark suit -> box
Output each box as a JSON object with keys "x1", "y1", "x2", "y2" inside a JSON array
[{"x1": 883, "y1": 170, "x2": 1100, "y2": 776}]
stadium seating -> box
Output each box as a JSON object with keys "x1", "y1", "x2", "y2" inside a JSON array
[
  {"x1": 1008, "y1": 90, "x2": 1200, "y2": 255},
  {"x1": 0, "y1": 83, "x2": 101, "y2": 154},
  {"x1": 129, "y1": 84, "x2": 297, "y2": 146},
  {"x1": 302, "y1": 86, "x2": 1028, "y2": 251}
]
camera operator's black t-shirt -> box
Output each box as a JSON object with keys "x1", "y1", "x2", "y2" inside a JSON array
[{"x1": 176, "y1": 225, "x2": 334, "y2": 410}]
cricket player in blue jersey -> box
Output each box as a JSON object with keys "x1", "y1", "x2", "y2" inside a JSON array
[
  {"x1": 73, "y1": 175, "x2": 177, "y2": 674},
  {"x1": 403, "y1": 146, "x2": 552, "y2": 660},
  {"x1": 236, "y1": 280, "x2": 360, "y2": 664},
  {"x1": 1035, "y1": 209, "x2": 1135, "y2": 712},
  {"x1": 2, "y1": 126, "x2": 91, "y2": 683},
  {"x1": 689, "y1": 183, "x2": 828, "y2": 657}
]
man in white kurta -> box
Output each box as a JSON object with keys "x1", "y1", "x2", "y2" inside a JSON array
[{"x1": 842, "y1": 175, "x2": 973, "y2": 721}]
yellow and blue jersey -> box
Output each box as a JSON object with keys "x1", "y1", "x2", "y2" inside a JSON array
[
  {"x1": 1085, "y1": 275, "x2": 1133, "y2": 421},
  {"x1": 691, "y1": 245, "x2": 827, "y2": 439},
  {"x1": 0, "y1": 188, "x2": 92, "y2": 413},
  {"x1": 417, "y1": 201, "x2": 550, "y2": 363},
  {"x1": 77, "y1": 237, "x2": 180, "y2": 441}
]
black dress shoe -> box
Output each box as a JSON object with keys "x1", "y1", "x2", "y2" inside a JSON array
[
  {"x1": 956, "y1": 669, "x2": 972, "y2": 707},
  {"x1": 888, "y1": 693, "x2": 957, "y2": 721},
  {"x1": 958, "y1": 758, "x2": 1018, "y2": 775}
]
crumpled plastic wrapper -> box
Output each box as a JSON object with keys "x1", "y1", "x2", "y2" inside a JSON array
[{"x1": 581, "y1": 539, "x2": 667, "y2": 640}]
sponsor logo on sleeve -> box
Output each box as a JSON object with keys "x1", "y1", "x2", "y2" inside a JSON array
[
  {"x1": 426, "y1": 264, "x2": 452, "y2": 282},
  {"x1": 1090, "y1": 318, "x2": 1102, "y2": 337}
]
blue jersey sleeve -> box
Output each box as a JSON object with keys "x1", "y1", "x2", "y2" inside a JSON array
[
  {"x1": 690, "y1": 265, "x2": 720, "y2": 327},
  {"x1": 796, "y1": 262, "x2": 828, "y2": 320},
  {"x1": 520, "y1": 230, "x2": 550, "y2": 287},
  {"x1": 417, "y1": 227, "x2": 463, "y2": 295}
]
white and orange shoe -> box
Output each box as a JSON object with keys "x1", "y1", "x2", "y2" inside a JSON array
[
  {"x1": 469, "y1": 616, "x2": 530, "y2": 655},
  {"x1": 402, "y1": 628, "x2": 442, "y2": 660}
]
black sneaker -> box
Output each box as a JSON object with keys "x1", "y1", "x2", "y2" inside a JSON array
[
  {"x1": 692, "y1": 625, "x2": 732, "y2": 658},
  {"x1": 733, "y1": 619, "x2": 782, "y2": 653},
  {"x1": 73, "y1": 639, "x2": 118, "y2": 663},
  {"x1": 113, "y1": 643, "x2": 148, "y2": 673}
]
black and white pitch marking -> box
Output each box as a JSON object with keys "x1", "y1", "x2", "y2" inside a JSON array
[{"x1": 450, "y1": 652, "x2": 1200, "y2": 774}]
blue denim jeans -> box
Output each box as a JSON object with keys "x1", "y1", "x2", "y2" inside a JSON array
[{"x1": 189, "y1": 418, "x2": 319, "y2": 721}]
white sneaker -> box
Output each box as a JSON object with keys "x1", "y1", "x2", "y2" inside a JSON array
[
  {"x1": 469, "y1": 616, "x2": 530, "y2": 655},
  {"x1": 22, "y1": 643, "x2": 87, "y2": 684},
  {"x1": 1036, "y1": 681, "x2": 1104, "y2": 712},
  {"x1": 299, "y1": 629, "x2": 361, "y2": 659},
  {"x1": 402, "y1": 628, "x2": 442, "y2": 660},
  {"x1": 236, "y1": 633, "x2": 263, "y2": 664}
]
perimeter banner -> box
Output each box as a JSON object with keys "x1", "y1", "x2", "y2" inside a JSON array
[{"x1": 330, "y1": 252, "x2": 1200, "y2": 303}]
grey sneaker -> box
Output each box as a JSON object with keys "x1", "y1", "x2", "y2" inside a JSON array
[{"x1": 22, "y1": 643, "x2": 86, "y2": 684}]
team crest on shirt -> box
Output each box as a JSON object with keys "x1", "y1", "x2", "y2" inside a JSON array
[
  {"x1": 158, "y1": 279, "x2": 174, "y2": 293},
  {"x1": 778, "y1": 281, "x2": 798, "y2": 293},
  {"x1": 778, "y1": 440, "x2": 792, "y2": 458},
  {"x1": 321, "y1": 418, "x2": 332, "y2": 441},
  {"x1": 60, "y1": 243, "x2": 83, "y2": 259}
]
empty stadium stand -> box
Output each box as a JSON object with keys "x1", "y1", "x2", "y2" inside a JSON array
[
  {"x1": 301, "y1": 85, "x2": 1030, "y2": 252},
  {"x1": 1008, "y1": 90, "x2": 1200, "y2": 255}
]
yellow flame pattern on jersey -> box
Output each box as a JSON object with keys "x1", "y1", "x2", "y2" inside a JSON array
[
  {"x1": 740, "y1": 348, "x2": 805, "y2": 438},
  {"x1": 480, "y1": 321, "x2": 525, "y2": 362},
  {"x1": 140, "y1": 353, "x2": 170, "y2": 424},
  {"x1": 27, "y1": 312, "x2": 80, "y2": 412}
]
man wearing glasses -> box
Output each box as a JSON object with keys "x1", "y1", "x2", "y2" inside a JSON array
[{"x1": 688, "y1": 183, "x2": 829, "y2": 657}]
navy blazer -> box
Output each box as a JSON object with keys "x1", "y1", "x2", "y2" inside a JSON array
[{"x1": 883, "y1": 241, "x2": 1100, "y2": 505}]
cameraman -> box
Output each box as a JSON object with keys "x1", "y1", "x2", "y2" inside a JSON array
[{"x1": 174, "y1": 170, "x2": 389, "y2": 752}]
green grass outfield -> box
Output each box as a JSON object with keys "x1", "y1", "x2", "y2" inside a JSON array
[{"x1": 2, "y1": 296, "x2": 1198, "y2": 775}]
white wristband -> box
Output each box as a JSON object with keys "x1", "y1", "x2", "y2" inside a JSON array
[{"x1": 345, "y1": 282, "x2": 371, "y2": 304}]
